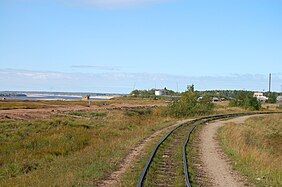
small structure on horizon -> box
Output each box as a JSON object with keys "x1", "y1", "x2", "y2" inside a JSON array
[
  {"x1": 253, "y1": 92, "x2": 268, "y2": 102},
  {"x1": 212, "y1": 97, "x2": 219, "y2": 102},
  {"x1": 155, "y1": 89, "x2": 166, "y2": 96},
  {"x1": 82, "y1": 95, "x2": 90, "y2": 101},
  {"x1": 197, "y1": 96, "x2": 203, "y2": 101},
  {"x1": 277, "y1": 96, "x2": 282, "y2": 108}
]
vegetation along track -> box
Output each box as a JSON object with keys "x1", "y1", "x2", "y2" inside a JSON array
[{"x1": 137, "y1": 111, "x2": 281, "y2": 187}]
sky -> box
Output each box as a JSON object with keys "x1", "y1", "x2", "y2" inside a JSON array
[{"x1": 0, "y1": 0, "x2": 282, "y2": 93}]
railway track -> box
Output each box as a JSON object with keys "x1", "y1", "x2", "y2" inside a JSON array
[{"x1": 137, "y1": 112, "x2": 281, "y2": 187}]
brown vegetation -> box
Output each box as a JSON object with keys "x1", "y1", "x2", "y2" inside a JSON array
[
  {"x1": 0, "y1": 107, "x2": 176, "y2": 186},
  {"x1": 218, "y1": 114, "x2": 282, "y2": 186}
]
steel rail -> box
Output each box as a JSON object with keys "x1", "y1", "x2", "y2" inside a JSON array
[{"x1": 136, "y1": 119, "x2": 195, "y2": 187}]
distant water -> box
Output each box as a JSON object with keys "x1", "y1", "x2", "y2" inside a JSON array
[{"x1": 1, "y1": 91, "x2": 122, "y2": 101}]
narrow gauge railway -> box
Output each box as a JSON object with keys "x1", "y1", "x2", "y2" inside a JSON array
[{"x1": 137, "y1": 112, "x2": 281, "y2": 187}]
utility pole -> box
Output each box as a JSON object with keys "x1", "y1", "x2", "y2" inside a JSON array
[
  {"x1": 132, "y1": 82, "x2": 136, "y2": 91},
  {"x1": 268, "y1": 73, "x2": 272, "y2": 94}
]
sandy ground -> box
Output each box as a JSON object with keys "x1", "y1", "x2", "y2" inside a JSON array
[
  {"x1": 199, "y1": 116, "x2": 254, "y2": 187},
  {"x1": 98, "y1": 119, "x2": 193, "y2": 187}
]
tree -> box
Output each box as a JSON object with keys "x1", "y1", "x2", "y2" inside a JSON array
[
  {"x1": 167, "y1": 90, "x2": 214, "y2": 117},
  {"x1": 229, "y1": 92, "x2": 261, "y2": 110},
  {"x1": 187, "y1": 84, "x2": 195, "y2": 92},
  {"x1": 267, "y1": 92, "x2": 277, "y2": 104}
]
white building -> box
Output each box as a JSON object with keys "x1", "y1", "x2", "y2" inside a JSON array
[
  {"x1": 253, "y1": 92, "x2": 268, "y2": 102},
  {"x1": 253, "y1": 92, "x2": 263, "y2": 97},
  {"x1": 277, "y1": 96, "x2": 282, "y2": 107},
  {"x1": 155, "y1": 89, "x2": 164, "y2": 96},
  {"x1": 212, "y1": 97, "x2": 219, "y2": 102}
]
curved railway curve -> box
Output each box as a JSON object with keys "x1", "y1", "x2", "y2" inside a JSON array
[{"x1": 137, "y1": 112, "x2": 281, "y2": 187}]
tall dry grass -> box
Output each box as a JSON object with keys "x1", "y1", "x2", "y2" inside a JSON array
[{"x1": 218, "y1": 114, "x2": 282, "y2": 186}]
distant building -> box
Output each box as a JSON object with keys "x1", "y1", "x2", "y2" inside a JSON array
[
  {"x1": 277, "y1": 96, "x2": 282, "y2": 108},
  {"x1": 253, "y1": 92, "x2": 263, "y2": 97},
  {"x1": 220, "y1": 98, "x2": 226, "y2": 101},
  {"x1": 253, "y1": 92, "x2": 268, "y2": 102},
  {"x1": 155, "y1": 89, "x2": 164, "y2": 96},
  {"x1": 212, "y1": 97, "x2": 219, "y2": 102},
  {"x1": 82, "y1": 95, "x2": 90, "y2": 101},
  {"x1": 197, "y1": 96, "x2": 203, "y2": 101}
]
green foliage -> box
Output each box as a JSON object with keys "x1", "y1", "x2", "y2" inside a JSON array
[
  {"x1": 196, "y1": 90, "x2": 254, "y2": 100},
  {"x1": 267, "y1": 92, "x2": 277, "y2": 104},
  {"x1": 69, "y1": 111, "x2": 107, "y2": 118},
  {"x1": 167, "y1": 90, "x2": 214, "y2": 117},
  {"x1": 229, "y1": 92, "x2": 261, "y2": 110},
  {"x1": 0, "y1": 118, "x2": 92, "y2": 180},
  {"x1": 187, "y1": 84, "x2": 195, "y2": 92},
  {"x1": 0, "y1": 108, "x2": 176, "y2": 186},
  {"x1": 130, "y1": 89, "x2": 156, "y2": 98},
  {"x1": 218, "y1": 115, "x2": 282, "y2": 186},
  {"x1": 130, "y1": 88, "x2": 178, "y2": 98},
  {"x1": 124, "y1": 108, "x2": 152, "y2": 117}
]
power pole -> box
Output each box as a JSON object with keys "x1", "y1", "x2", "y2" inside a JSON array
[
  {"x1": 268, "y1": 73, "x2": 272, "y2": 94},
  {"x1": 132, "y1": 82, "x2": 136, "y2": 91}
]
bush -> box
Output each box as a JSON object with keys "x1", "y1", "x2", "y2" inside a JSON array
[
  {"x1": 167, "y1": 91, "x2": 214, "y2": 117},
  {"x1": 267, "y1": 93, "x2": 277, "y2": 104},
  {"x1": 124, "y1": 108, "x2": 152, "y2": 117},
  {"x1": 229, "y1": 92, "x2": 261, "y2": 110}
]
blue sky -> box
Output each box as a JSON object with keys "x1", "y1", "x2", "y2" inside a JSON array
[{"x1": 0, "y1": 0, "x2": 282, "y2": 93}]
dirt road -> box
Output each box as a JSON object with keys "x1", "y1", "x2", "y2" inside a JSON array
[{"x1": 199, "y1": 116, "x2": 253, "y2": 187}]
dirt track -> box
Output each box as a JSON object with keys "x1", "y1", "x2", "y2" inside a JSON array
[{"x1": 199, "y1": 116, "x2": 253, "y2": 187}]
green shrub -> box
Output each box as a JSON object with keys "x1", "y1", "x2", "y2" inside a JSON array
[
  {"x1": 89, "y1": 112, "x2": 107, "y2": 117},
  {"x1": 70, "y1": 111, "x2": 107, "y2": 118},
  {"x1": 124, "y1": 108, "x2": 152, "y2": 116},
  {"x1": 267, "y1": 93, "x2": 277, "y2": 104},
  {"x1": 167, "y1": 91, "x2": 214, "y2": 117},
  {"x1": 229, "y1": 92, "x2": 261, "y2": 110}
]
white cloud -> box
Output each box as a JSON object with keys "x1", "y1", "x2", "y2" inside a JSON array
[{"x1": 1, "y1": 69, "x2": 282, "y2": 93}]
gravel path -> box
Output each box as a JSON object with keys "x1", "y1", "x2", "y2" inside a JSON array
[{"x1": 199, "y1": 116, "x2": 252, "y2": 187}]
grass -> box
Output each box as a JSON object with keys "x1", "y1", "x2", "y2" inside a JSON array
[
  {"x1": 218, "y1": 114, "x2": 282, "y2": 187},
  {"x1": 0, "y1": 108, "x2": 176, "y2": 186},
  {"x1": 0, "y1": 97, "x2": 167, "y2": 110},
  {"x1": 140, "y1": 123, "x2": 197, "y2": 186},
  {"x1": 0, "y1": 100, "x2": 90, "y2": 110},
  {"x1": 69, "y1": 111, "x2": 107, "y2": 118},
  {"x1": 120, "y1": 125, "x2": 173, "y2": 186},
  {"x1": 0, "y1": 101, "x2": 50, "y2": 110},
  {"x1": 186, "y1": 124, "x2": 203, "y2": 187}
]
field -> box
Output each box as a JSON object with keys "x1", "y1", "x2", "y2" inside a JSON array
[
  {"x1": 0, "y1": 97, "x2": 166, "y2": 110},
  {"x1": 0, "y1": 98, "x2": 176, "y2": 186},
  {"x1": 0, "y1": 97, "x2": 280, "y2": 186},
  {"x1": 218, "y1": 114, "x2": 282, "y2": 186}
]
